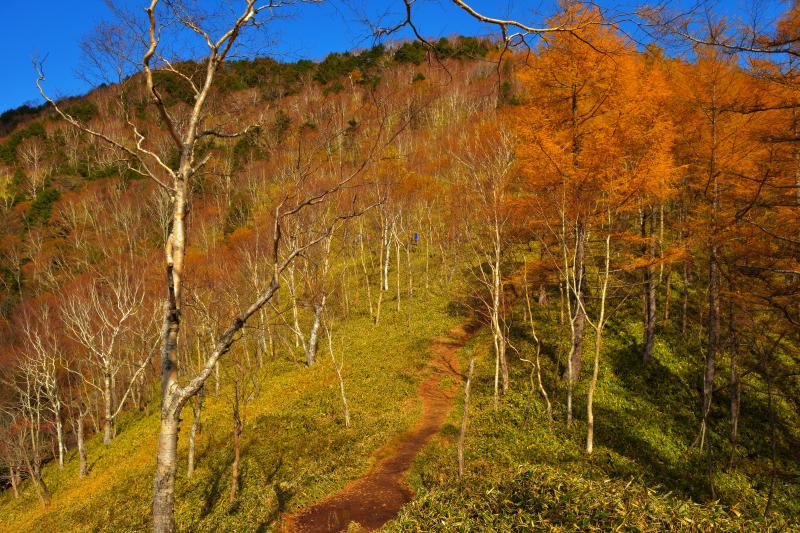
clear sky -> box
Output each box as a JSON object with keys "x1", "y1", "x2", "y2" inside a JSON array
[{"x1": 0, "y1": 0, "x2": 784, "y2": 114}]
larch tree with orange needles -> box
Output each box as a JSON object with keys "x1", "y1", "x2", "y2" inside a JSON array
[{"x1": 514, "y1": 8, "x2": 626, "y2": 424}]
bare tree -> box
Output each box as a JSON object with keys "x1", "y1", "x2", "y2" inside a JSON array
[
  {"x1": 18, "y1": 314, "x2": 67, "y2": 470},
  {"x1": 16, "y1": 136, "x2": 51, "y2": 198},
  {"x1": 456, "y1": 126, "x2": 515, "y2": 410},
  {"x1": 0, "y1": 413, "x2": 24, "y2": 498},
  {"x1": 457, "y1": 357, "x2": 475, "y2": 477},
  {"x1": 36, "y1": 2, "x2": 392, "y2": 529},
  {"x1": 224, "y1": 343, "x2": 259, "y2": 504},
  {"x1": 74, "y1": 399, "x2": 91, "y2": 479},
  {"x1": 302, "y1": 234, "x2": 334, "y2": 366},
  {"x1": 186, "y1": 384, "x2": 204, "y2": 480},
  {"x1": 380, "y1": 0, "x2": 606, "y2": 62},
  {"x1": 573, "y1": 227, "x2": 613, "y2": 455},
  {"x1": 324, "y1": 323, "x2": 350, "y2": 428},
  {"x1": 2, "y1": 359, "x2": 52, "y2": 506},
  {"x1": 62, "y1": 270, "x2": 145, "y2": 445},
  {"x1": 523, "y1": 264, "x2": 553, "y2": 429}
]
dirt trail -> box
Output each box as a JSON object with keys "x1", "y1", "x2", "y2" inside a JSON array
[{"x1": 283, "y1": 323, "x2": 474, "y2": 533}]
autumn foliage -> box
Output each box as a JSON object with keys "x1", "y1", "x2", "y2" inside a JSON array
[{"x1": 0, "y1": 2, "x2": 799, "y2": 529}]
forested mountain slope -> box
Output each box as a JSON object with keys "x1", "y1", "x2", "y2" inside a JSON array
[{"x1": 0, "y1": 6, "x2": 799, "y2": 531}]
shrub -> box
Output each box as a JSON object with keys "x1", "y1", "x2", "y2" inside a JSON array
[{"x1": 23, "y1": 187, "x2": 60, "y2": 227}]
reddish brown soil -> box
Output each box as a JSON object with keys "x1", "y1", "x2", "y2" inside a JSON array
[{"x1": 283, "y1": 324, "x2": 473, "y2": 533}]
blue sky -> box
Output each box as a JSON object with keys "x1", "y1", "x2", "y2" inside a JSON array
[{"x1": 0, "y1": 0, "x2": 786, "y2": 114}]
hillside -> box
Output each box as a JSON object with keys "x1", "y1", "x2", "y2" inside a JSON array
[
  {"x1": 0, "y1": 290, "x2": 460, "y2": 531},
  {"x1": 1, "y1": 2, "x2": 800, "y2": 532}
]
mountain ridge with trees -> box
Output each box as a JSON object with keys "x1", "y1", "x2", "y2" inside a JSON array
[{"x1": 0, "y1": 1, "x2": 799, "y2": 531}]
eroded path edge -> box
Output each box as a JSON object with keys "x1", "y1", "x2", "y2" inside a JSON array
[{"x1": 283, "y1": 323, "x2": 473, "y2": 533}]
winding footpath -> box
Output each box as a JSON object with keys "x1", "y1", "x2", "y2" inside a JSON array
[{"x1": 283, "y1": 323, "x2": 473, "y2": 532}]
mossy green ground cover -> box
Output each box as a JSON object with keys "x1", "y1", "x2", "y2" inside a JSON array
[
  {"x1": 0, "y1": 292, "x2": 457, "y2": 532},
  {"x1": 2, "y1": 270, "x2": 798, "y2": 532},
  {"x1": 391, "y1": 296, "x2": 800, "y2": 531}
]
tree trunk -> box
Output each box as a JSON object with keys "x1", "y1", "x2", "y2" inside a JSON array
[
  {"x1": 586, "y1": 233, "x2": 611, "y2": 454},
  {"x1": 663, "y1": 262, "x2": 672, "y2": 324},
  {"x1": 700, "y1": 105, "x2": 720, "y2": 452},
  {"x1": 111, "y1": 373, "x2": 118, "y2": 439},
  {"x1": 55, "y1": 415, "x2": 65, "y2": 469},
  {"x1": 396, "y1": 236, "x2": 401, "y2": 311},
  {"x1": 406, "y1": 236, "x2": 413, "y2": 298},
  {"x1": 358, "y1": 223, "x2": 374, "y2": 320},
  {"x1": 187, "y1": 386, "x2": 204, "y2": 479},
  {"x1": 374, "y1": 223, "x2": 385, "y2": 325},
  {"x1": 382, "y1": 222, "x2": 392, "y2": 292},
  {"x1": 266, "y1": 318, "x2": 275, "y2": 361},
  {"x1": 341, "y1": 261, "x2": 351, "y2": 318},
  {"x1": 642, "y1": 207, "x2": 657, "y2": 364},
  {"x1": 700, "y1": 251, "x2": 720, "y2": 450},
  {"x1": 288, "y1": 264, "x2": 305, "y2": 351},
  {"x1": 425, "y1": 209, "x2": 432, "y2": 292},
  {"x1": 532, "y1": 357, "x2": 553, "y2": 430},
  {"x1": 566, "y1": 223, "x2": 586, "y2": 381},
  {"x1": 374, "y1": 277, "x2": 383, "y2": 326},
  {"x1": 9, "y1": 466, "x2": 19, "y2": 498},
  {"x1": 765, "y1": 360, "x2": 777, "y2": 518},
  {"x1": 498, "y1": 330, "x2": 508, "y2": 394},
  {"x1": 229, "y1": 388, "x2": 242, "y2": 504},
  {"x1": 586, "y1": 326, "x2": 603, "y2": 454},
  {"x1": 524, "y1": 272, "x2": 553, "y2": 430},
  {"x1": 564, "y1": 87, "x2": 584, "y2": 385},
  {"x1": 565, "y1": 310, "x2": 575, "y2": 426},
  {"x1": 152, "y1": 409, "x2": 181, "y2": 533},
  {"x1": 728, "y1": 316, "x2": 740, "y2": 468},
  {"x1": 681, "y1": 259, "x2": 691, "y2": 335},
  {"x1": 92, "y1": 395, "x2": 101, "y2": 434},
  {"x1": 492, "y1": 239, "x2": 508, "y2": 396},
  {"x1": 567, "y1": 303, "x2": 584, "y2": 381},
  {"x1": 33, "y1": 470, "x2": 51, "y2": 506},
  {"x1": 458, "y1": 358, "x2": 475, "y2": 478},
  {"x1": 77, "y1": 412, "x2": 88, "y2": 479},
  {"x1": 326, "y1": 326, "x2": 350, "y2": 428},
  {"x1": 492, "y1": 332, "x2": 501, "y2": 411},
  {"x1": 103, "y1": 371, "x2": 113, "y2": 446},
  {"x1": 257, "y1": 308, "x2": 268, "y2": 368},
  {"x1": 305, "y1": 302, "x2": 324, "y2": 366},
  {"x1": 23, "y1": 453, "x2": 50, "y2": 507},
  {"x1": 133, "y1": 381, "x2": 143, "y2": 411}
]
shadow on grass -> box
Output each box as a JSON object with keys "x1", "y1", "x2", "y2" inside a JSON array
[
  {"x1": 593, "y1": 403, "x2": 712, "y2": 501},
  {"x1": 199, "y1": 445, "x2": 228, "y2": 518}
]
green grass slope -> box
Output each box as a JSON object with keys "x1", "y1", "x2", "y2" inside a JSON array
[
  {"x1": 391, "y1": 297, "x2": 800, "y2": 531},
  {"x1": 0, "y1": 292, "x2": 457, "y2": 532},
  {"x1": 3, "y1": 277, "x2": 798, "y2": 532}
]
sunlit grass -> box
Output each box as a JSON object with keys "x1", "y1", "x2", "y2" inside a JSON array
[
  {"x1": 0, "y1": 289, "x2": 458, "y2": 532},
  {"x1": 3, "y1": 262, "x2": 798, "y2": 531}
]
